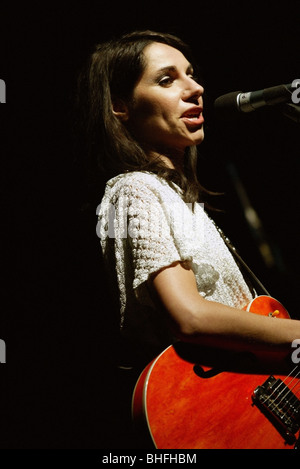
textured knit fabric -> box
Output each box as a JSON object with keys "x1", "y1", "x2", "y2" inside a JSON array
[{"x1": 97, "y1": 171, "x2": 253, "y2": 361}]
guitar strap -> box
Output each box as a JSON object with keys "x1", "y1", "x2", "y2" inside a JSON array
[{"x1": 215, "y1": 224, "x2": 271, "y2": 297}]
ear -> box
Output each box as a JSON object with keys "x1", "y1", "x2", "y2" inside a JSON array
[{"x1": 112, "y1": 98, "x2": 129, "y2": 122}]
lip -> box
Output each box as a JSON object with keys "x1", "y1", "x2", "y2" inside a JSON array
[
  {"x1": 181, "y1": 106, "x2": 203, "y2": 118},
  {"x1": 180, "y1": 107, "x2": 204, "y2": 127}
]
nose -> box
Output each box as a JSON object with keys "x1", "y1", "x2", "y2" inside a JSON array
[{"x1": 183, "y1": 77, "x2": 204, "y2": 102}]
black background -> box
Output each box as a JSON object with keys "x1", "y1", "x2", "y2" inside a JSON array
[{"x1": 0, "y1": 1, "x2": 299, "y2": 449}]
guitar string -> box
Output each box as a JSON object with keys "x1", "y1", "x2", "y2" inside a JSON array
[
  {"x1": 287, "y1": 382, "x2": 300, "y2": 414},
  {"x1": 262, "y1": 366, "x2": 300, "y2": 424},
  {"x1": 268, "y1": 383, "x2": 300, "y2": 427},
  {"x1": 281, "y1": 375, "x2": 300, "y2": 411},
  {"x1": 263, "y1": 387, "x2": 299, "y2": 428},
  {"x1": 261, "y1": 365, "x2": 299, "y2": 405},
  {"x1": 271, "y1": 372, "x2": 300, "y2": 413}
]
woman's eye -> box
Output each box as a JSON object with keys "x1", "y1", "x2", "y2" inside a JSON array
[
  {"x1": 158, "y1": 73, "x2": 199, "y2": 86},
  {"x1": 158, "y1": 76, "x2": 173, "y2": 86}
]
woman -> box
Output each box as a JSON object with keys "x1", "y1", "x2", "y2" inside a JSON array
[{"x1": 78, "y1": 30, "x2": 300, "y2": 446}]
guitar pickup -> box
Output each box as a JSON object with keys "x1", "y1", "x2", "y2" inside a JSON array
[{"x1": 252, "y1": 375, "x2": 300, "y2": 445}]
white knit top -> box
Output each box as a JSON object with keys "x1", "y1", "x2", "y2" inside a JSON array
[{"x1": 97, "y1": 171, "x2": 253, "y2": 360}]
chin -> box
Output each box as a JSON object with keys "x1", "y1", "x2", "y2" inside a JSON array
[{"x1": 193, "y1": 130, "x2": 205, "y2": 146}]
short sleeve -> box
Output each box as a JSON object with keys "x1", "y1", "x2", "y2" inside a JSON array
[
  {"x1": 114, "y1": 178, "x2": 191, "y2": 293},
  {"x1": 98, "y1": 172, "x2": 204, "y2": 319},
  {"x1": 127, "y1": 186, "x2": 184, "y2": 290}
]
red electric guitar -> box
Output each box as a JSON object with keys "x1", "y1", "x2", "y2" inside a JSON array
[{"x1": 132, "y1": 296, "x2": 300, "y2": 449}]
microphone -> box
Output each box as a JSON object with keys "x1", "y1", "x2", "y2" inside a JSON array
[{"x1": 214, "y1": 83, "x2": 294, "y2": 114}]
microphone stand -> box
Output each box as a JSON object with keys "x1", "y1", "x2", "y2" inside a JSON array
[
  {"x1": 281, "y1": 103, "x2": 300, "y2": 124},
  {"x1": 226, "y1": 161, "x2": 277, "y2": 270}
]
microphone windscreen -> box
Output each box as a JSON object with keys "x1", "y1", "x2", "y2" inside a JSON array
[{"x1": 214, "y1": 91, "x2": 241, "y2": 114}]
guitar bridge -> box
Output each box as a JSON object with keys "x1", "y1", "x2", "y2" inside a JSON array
[{"x1": 252, "y1": 375, "x2": 300, "y2": 445}]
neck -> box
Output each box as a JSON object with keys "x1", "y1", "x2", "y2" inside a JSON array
[{"x1": 147, "y1": 147, "x2": 185, "y2": 172}]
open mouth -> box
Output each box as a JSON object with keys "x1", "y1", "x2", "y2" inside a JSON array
[{"x1": 181, "y1": 108, "x2": 204, "y2": 126}]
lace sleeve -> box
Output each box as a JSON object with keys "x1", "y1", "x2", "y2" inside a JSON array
[
  {"x1": 127, "y1": 189, "x2": 183, "y2": 290},
  {"x1": 108, "y1": 175, "x2": 194, "y2": 306}
]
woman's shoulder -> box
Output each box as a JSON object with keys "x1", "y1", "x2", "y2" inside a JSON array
[
  {"x1": 104, "y1": 171, "x2": 180, "y2": 199},
  {"x1": 106, "y1": 170, "x2": 162, "y2": 187}
]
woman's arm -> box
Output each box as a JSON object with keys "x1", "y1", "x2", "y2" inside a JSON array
[{"x1": 150, "y1": 261, "x2": 300, "y2": 359}]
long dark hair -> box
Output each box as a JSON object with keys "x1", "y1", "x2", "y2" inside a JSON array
[{"x1": 76, "y1": 30, "x2": 213, "y2": 205}]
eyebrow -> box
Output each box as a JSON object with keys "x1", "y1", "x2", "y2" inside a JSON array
[{"x1": 154, "y1": 63, "x2": 194, "y2": 78}]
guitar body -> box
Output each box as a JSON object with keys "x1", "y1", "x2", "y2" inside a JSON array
[{"x1": 132, "y1": 296, "x2": 300, "y2": 449}]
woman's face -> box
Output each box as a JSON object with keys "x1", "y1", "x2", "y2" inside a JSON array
[{"x1": 126, "y1": 42, "x2": 204, "y2": 158}]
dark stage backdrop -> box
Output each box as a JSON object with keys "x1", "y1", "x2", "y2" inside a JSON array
[{"x1": 0, "y1": 1, "x2": 299, "y2": 449}]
